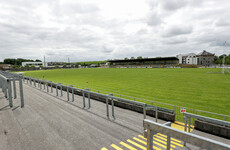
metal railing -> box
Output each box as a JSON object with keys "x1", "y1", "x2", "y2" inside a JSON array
[
  {"x1": 0, "y1": 71, "x2": 24, "y2": 107},
  {"x1": 23, "y1": 76, "x2": 146, "y2": 119},
  {"x1": 22, "y1": 75, "x2": 230, "y2": 123},
  {"x1": 49, "y1": 80, "x2": 230, "y2": 123},
  {"x1": 143, "y1": 119, "x2": 230, "y2": 150},
  {"x1": 183, "y1": 112, "x2": 230, "y2": 129}
]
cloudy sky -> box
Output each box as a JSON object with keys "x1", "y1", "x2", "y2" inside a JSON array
[{"x1": 0, "y1": 0, "x2": 230, "y2": 62}]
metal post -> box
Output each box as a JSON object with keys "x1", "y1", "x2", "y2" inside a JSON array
[
  {"x1": 147, "y1": 129, "x2": 153, "y2": 150},
  {"x1": 51, "y1": 82, "x2": 53, "y2": 93},
  {"x1": 155, "y1": 106, "x2": 158, "y2": 122},
  {"x1": 67, "y1": 86, "x2": 69, "y2": 101},
  {"x1": 106, "y1": 96, "x2": 109, "y2": 118},
  {"x1": 184, "y1": 116, "x2": 187, "y2": 146},
  {"x1": 72, "y1": 86, "x2": 74, "y2": 102},
  {"x1": 40, "y1": 80, "x2": 42, "y2": 89},
  {"x1": 82, "y1": 91, "x2": 85, "y2": 108},
  {"x1": 60, "y1": 84, "x2": 63, "y2": 96},
  {"x1": 111, "y1": 94, "x2": 114, "y2": 119},
  {"x1": 144, "y1": 105, "x2": 146, "y2": 119},
  {"x1": 188, "y1": 117, "x2": 191, "y2": 133},
  {"x1": 8, "y1": 80, "x2": 13, "y2": 107},
  {"x1": 34, "y1": 79, "x2": 36, "y2": 87},
  {"x1": 167, "y1": 135, "x2": 171, "y2": 150},
  {"x1": 43, "y1": 81, "x2": 45, "y2": 89},
  {"x1": 4, "y1": 80, "x2": 7, "y2": 98},
  {"x1": 56, "y1": 84, "x2": 58, "y2": 96},
  {"x1": 224, "y1": 116, "x2": 226, "y2": 121},
  {"x1": 87, "y1": 89, "x2": 91, "y2": 109},
  {"x1": 46, "y1": 82, "x2": 49, "y2": 92},
  {"x1": 13, "y1": 80, "x2": 17, "y2": 99},
  {"x1": 19, "y1": 79, "x2": 24, "y2": 107}
]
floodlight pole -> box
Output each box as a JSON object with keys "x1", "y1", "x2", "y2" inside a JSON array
[{"x1": 222, "y1": 41, "x2": 227, "y2": 74}]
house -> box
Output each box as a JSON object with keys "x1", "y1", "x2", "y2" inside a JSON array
[
  {"x1": 177, "y1": 53, "x2": 197, "y2": 65},
  {"x1": 196, "y1": 50, "x2": 215, "y2": 66},
  {"x1": 177, "y1": 50, "x2": 214, "y2": 66},
  {"x1": 0, "y1": 64, "x2": 12, "y2": 70}
]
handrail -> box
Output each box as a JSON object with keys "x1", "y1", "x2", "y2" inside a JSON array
[
  {"x1": 143, "y1": 119, "x2": 230, "y2": 150},
  {"x1": 184, "y1": 112, "x2": 230, "y2": 127},
  {"x1": 0, "y1": 71, "x2": 24, "y2": 107}
]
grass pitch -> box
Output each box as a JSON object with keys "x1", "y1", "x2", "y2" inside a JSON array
[{"x1": 23, "y1": 68, "x2": 230, "y2": 119}]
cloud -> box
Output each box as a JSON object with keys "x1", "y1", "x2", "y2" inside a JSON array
[
  {"x1": 146, "y1": 11, "x2": 162, "y2": 26},
  {"x1": 0, "y1": 0, "x2": 229, "y2": 62},
  {"x1": 162, "y1": 25, "x2": 193, "y2": 37},
  {"x1": 160, "y1": 0, "x2": 188, "y2": 11},
  {"x1": 215, "y1": 19, "x2": 230, "y2": 27}
]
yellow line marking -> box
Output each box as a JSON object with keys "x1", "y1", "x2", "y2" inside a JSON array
[
  {"x1": 171, "y1": 123, "x2": 194, "y2": 132},
  {"x1": 154, "y1": 138, "x2": 176, "y2": 148},
  {"x1": 157, "y1": 133, "x2": 182, "y2": 143},
  {"x1": 138, "y1": 135, "x2": 147, "y2": 140},
  {"x1": 174, "y1": 121, "x2": 194, "y2": 128},
  {"x1": 154, "y1": 141, "x2": 172, "y2": 150},
  {"x1": 133, "y1": 137, "x2": 162, "y2": 150},
  {"x1": 101, "y1": 147, "x2": 108, "y2": 150},
  {"x1": 111, "y1": 144, "x2": 123, "y2": 150},
  {"x1": 134, "y1": 137, "x2": 147, "y2": 145},
  {"x1": 127, "y1": 139, "x2": 146, "y2": 150},
  {"x1": 136, "y1": 136, "x2": 176, "y2": 148},
  {"x1": 155, "y1": 135, "x2": 183, "y2": 147},
  {"x1": 120, "y1": 141, "x2": 137, "y2": 150}
]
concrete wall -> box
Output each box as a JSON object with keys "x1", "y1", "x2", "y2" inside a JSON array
[{"x1": 195, "y1": 119, "x2": 230, "y2": 139}]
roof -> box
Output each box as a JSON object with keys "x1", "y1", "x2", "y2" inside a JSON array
[
  {"x1": 108, "y1": 57, "x2": 178, "y2": 62},
  {"x1": 0, "y1": 64, "x2": 12, "y2": 67},
  {"x1": 197, "y1": 50, "x2": 214, "y2": 56}
]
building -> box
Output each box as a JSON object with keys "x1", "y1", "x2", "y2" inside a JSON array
[
  {"x1": 0, "y1": 64, "x2": 12, "y2": 70},
  {"x1": 177, "y1": 53, "x2": 197, "y2": 64},
  {"x1": 177, "y1": 50, "x2": 215, "y2": 66},
  {"x1": 108, "y1": 57, "x2": 179, "y2": 68},
  {"x1": 22, "y1": 62, "x2": 47, "y2": 67},
  {"x1": 196, "y1": 50, "x2": 215, "y2": 66}
]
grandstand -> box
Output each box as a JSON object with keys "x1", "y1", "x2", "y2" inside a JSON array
[{"x1": 108, "y1": 57, "x2": 179, "y2": 68}]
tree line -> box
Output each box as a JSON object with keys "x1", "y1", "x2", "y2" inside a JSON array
[
  {"x1": 1, "y1": 58, "x2": 42, "y2": 66},
  {"x1": 214, "y1": 54, "x2": 230, "y2": 64}
]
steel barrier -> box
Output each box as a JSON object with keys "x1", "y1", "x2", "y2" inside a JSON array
[
  {"x1": 143, "y1": 119, "x2": 230, "y2": 150},
  {"x1": 0, "y1": 71, "x2": 24, "y2": 107},
  {"x1": 23, "y1": 76, "x2": 146, "y2": 119}
]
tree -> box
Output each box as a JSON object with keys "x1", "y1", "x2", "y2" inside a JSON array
[
  {"x1": 3, "y1": 58, "x2": 41, "y2": 66},
  {"x1": 137, "y1": 56, "x2": 142, "y2": 59},
  {"x1": 124, "y1": 57, "x2": 129, "y2": 60},
  {"x1": 130, "y1": 57, "x2": 135, "y2": 60}
]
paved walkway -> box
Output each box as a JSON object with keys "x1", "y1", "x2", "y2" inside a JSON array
[{"x1": 0, "y1": 83, "x2": 229, "y2": 150}]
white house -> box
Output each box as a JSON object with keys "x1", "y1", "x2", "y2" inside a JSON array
[
  {"x1": 186, "y1": 53, "x2": 197, "y2": 65},
  {"x1": 176, "y1": 53, "x2": 197, "y2": 65}
]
